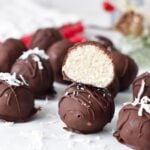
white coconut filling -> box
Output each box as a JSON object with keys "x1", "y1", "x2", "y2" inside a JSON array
[{"x1": 62, "y1": 45, "x2": 114, "y2": 88}]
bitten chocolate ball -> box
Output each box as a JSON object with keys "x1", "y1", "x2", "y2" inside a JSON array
[
  {"x1": 29, "y1": 28, "x2": 62, "y2": 51},
  {"x1": 47, "y1": 39, "x2": 74, "y2": 83},
  {"x1": 62, "y1": 41, "x2": 116, "y2": 89},
  {"x1": 0, "y1": 38, "x2": 26, "y2": 72},
  {"x1": 59, "y1": 83, "x2": 114, "y2": 133},
  {"x1": 11, "y1": 48, "x2": 54, "y2": 98},
  {"x1": 0, "y1": 73, "x2": 36, "y2": 122},
  {"x1": 111, "y1": 51, "x2": 138, "y2": 91},
  {"x1": 114, "y1": 103, "x2": 150, "y2": 150},
  {"x1": 132, "y1": 72, "x2": 150, "y2": 100}
]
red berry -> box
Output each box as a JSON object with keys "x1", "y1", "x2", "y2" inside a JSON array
[
  {"x1": 69, "y1": 35, "x2": 86, "y2": 43},
  {"x1": 59, "y1": 27, "x2": 76, "y2": 38},
  {"x1": 102, "y1": 1, "x2": 115, "y2": 12},
  {"x1": 72, "y1": 22, "x2": 84, "y2": 33},
  {"x1": 21, "y1": 34, "x2": 32, "y2": 48}
]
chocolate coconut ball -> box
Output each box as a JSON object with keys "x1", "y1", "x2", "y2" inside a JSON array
[
  {"x1": 132, "y1": 72, "x2": 150, "y2": 100},
  {"x1": 11, "y1": 48, "x2": 54, "y2": 98},
  {"x1": 0, "y1": 73, "x2": 36, "y2": 122},
  {"x1": 62, "y1": 41, "x2": 116, "y2": 87},
  {"x1": 114, "y1": 103, "x2": 150, "y2": 150},
  {"x1": 29, "y1": 28, "x2": 62, "y2": 51},
  {"x1": 59, "y1": 83, "x2": 114, "y2": 134},
  {"x1": 0, "y1": 38, "x2": 26, "y2": 72},
  {"x1": 115, "y1": 11, "x2": 144, "y2": 36},
  {"x1": 47, "y1": 39, "x2": 74, "y2": 83},
  {"x1": 111, "y1": 51, "x2": 138, "y2": 91}
]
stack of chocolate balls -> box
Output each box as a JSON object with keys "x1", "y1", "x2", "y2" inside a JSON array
[
  {"x1": 59, "y1": 40, "x2": 138, "y2": 134},
  {"x1": 114, "y1": 72, "x2": 150, "y2": 150}
]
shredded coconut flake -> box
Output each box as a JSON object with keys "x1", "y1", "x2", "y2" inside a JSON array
[
  {"x1": 32, "y1": 55, "x2": 44, "y2": 70},
  {"x1": 125, "y1": 80, "x2": 150, "y2": 116},
  {"x1": 20, "y1": 47, "x2": 49, "y2": 70},
  {"x1": 20, "y1": 47, "x2": 49, "y2": 60},
  {"x1": 19, "y1": 74, "x2": 29, "y2": 86},
  {"x1": 0, "y1": 73, "x2": 26, "y2": 86}
]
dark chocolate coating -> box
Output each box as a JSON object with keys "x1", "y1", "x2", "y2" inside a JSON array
[
  {"x1": 59, "y1": 83, "x2": 114, "y2": 134},
  {"x1": 111, "y1": 51, "x2": 138, "y2": 91},
  {"x1": 107, "y1": 77, "x2": 119, "y2": 98},
  {"x1": 132, "y1": 72, "x2": 150, "y2": 100},
  {"x1": 11, "y1": 55, "x2": 54, "y2": 97},
  {"x1": 29, "y1": 28, "x2": 62, "y2": 51},
  {"x1": 114, "y1": 104, "x2": 150, "y2": 150},
  {"x1": 96, "y1": 35, "x2": 117, "y2": 51},
  {"x1": 0, "y1": 38, "x2": 26, "y2": 72},
  {"x1": 47, "y1": 39, "x2": 74, "y2": 83},
  {"x1": 0, "y1": 80, "x2": 36, "y2": 122}
]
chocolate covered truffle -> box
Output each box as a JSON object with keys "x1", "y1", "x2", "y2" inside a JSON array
[
  {"x1": 47, "y1": 39, "x2": 74, "y2": 83},
  {"x1": 115, "y1": 11, "x2": 144, "y2": 36},
  {"x1": 59, "y1": 83, "x2": 114, "y2": 133},
  {"x1": 132, "y1": 72, "x2": 150, "y2": 100},
  {"x1": 11, "y1": 48, "x2": 54, "y2": 98},
  {"x1": 0, "y1": 38, "x2": 26, "y2": 72},
  {"x1": 29, "y1": 28, "x2": 62, "y2": 51},
  {"x1": 114, "y1": 101, "x2": 150, "y2": 150},
  {"x1": 111, "y1": 51, "x2": 138, "y2": 91},
  {"x1": 0, "y1": 73, "x2": 36, "y2": 122},
  {"x1": 62, "y1": 41, "x2": 116, "y2": 89}
]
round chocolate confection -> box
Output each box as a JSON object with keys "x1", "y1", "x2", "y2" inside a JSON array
[
  {"x1": 59, "y1": 83, "x2": 115, "y2": 134},
  {"x1": 29, "y1": 28, "x2": 62, "y2": 51},
  {"x1": 62, "y1": 41, "x2": 117, "y2": 90},
  {"x1": 114, "y1": 104, "x2": 150, "y2": 150},
  {"x1": 111, "y1": 51, "x2": 138, "y2": 91},
  {"x1": 47, "y1": 39, "x2": 74, "y2": 83},
  {"x1": 11, "y1": 48, "x2": 54, "y2": 98},
  {"x1": 0, "y1": 38, "x2": 26, "y2": 72},
  {"x1": 132, "y1": 72, "x2": 150, "y2": 100},
  {"x1": 115, "y1": 11, "x2": 144, "y2": 36},
  {"x1": 0, "y1": 73, "x2": 36, "y2": 122}
]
